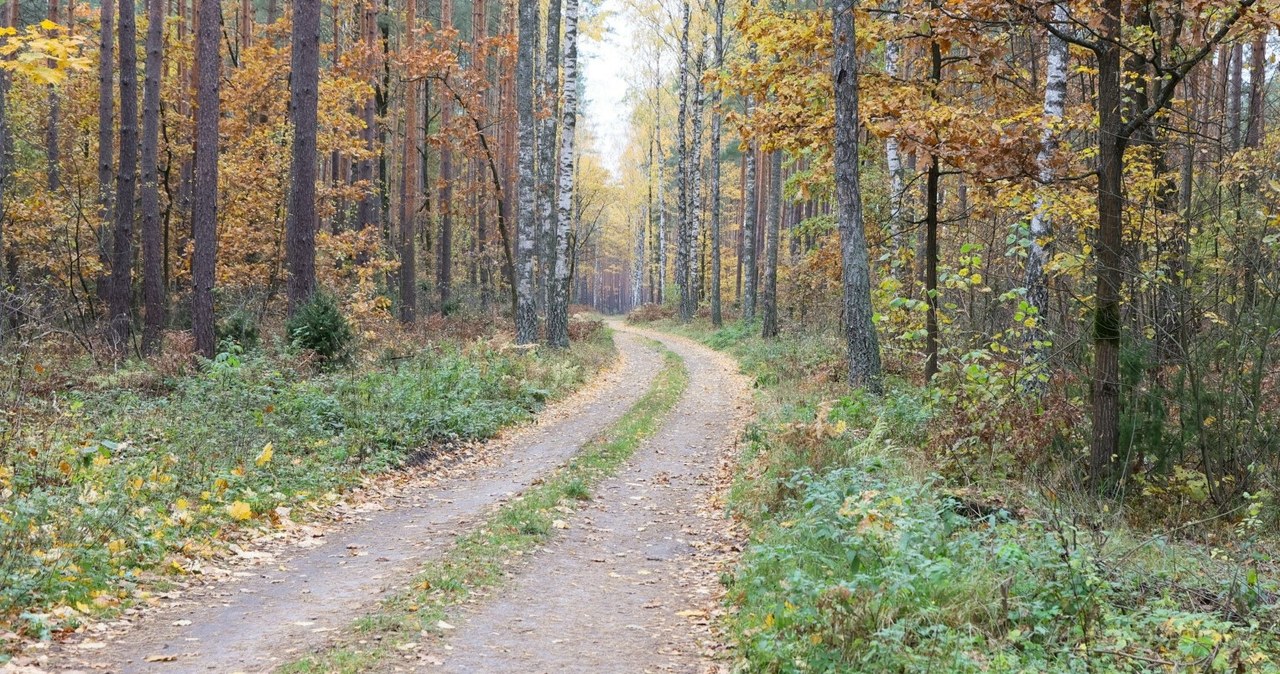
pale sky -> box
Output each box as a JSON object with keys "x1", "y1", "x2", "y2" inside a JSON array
[{"x1": 580, "y1": 0, "x2": 634, "y2": 178}]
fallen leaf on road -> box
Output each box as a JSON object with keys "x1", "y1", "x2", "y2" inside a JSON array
[{"x1": 144, "y1": 654, "x2": 178, "y2": 662}]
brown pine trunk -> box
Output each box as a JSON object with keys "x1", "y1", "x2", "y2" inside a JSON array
[
  {"x1": 399, "y1": 0, "x2": 418, "y2": 323},
  {"x1": 1089, "y1": 0, "x2": 1125, "y2": 485},
  {"x1": 438, "y1": 0, "x2": 454, "y2": 313},
  {"x1": 141, "y1": 0, "x2": 165, "y2": 354},
  {"x1": 96, "y1": 0, "x2": 114, "y2": 307},
  {"x1": 286, "y1": 0, "x2": 321, "y2": 314},
  {"x1": 108, "y1": 0, "x2": 139, "y2": 348},
  {"x1": 191, "y1": 0, "x2": 221, "y2": 358}
]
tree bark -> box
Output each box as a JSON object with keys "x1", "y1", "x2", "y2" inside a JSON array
[
  {"x1": 689, "y1": 41, "x2": 706, "y2": 312},
  {"x1": 740, "y1": 141, "x2": 757, "y2": 322},
  {"x1": 513, "y1": 0, "x2": 539, "y2": 342},
  {"x1": 710, "y1": 0, "x2": 724, "y2": 326},
  {"x1": 286, "y1": 0, "x2": 321, "y2": 315},
  {"x1": 141, "y1": 0, "x2": 165, "y2": 354},
  {"x1": 438, "y1": 0, "x2": 455, "y2": 313},
  {"x1": 832, "y1": 0, "x2": 881, "y2": 392},
  {"x1": 760, "y1": 150, "x2": 780, "y2": 338},
  {"x1": 536, "y1": 0, "x2": 562, "y2": 316},
  {"x1": 97, "y1": 0, "x2": 114, "y2": 304},
  {"x1": 45, "y1": 0, "x2": 61, "y2": 192},
  {"x1": 883, "y1": 0, "x2": 908, "y2": 281},
  {"x1": 1089, "y1": 0, "x2": 1125, "y2": 484},
  {"x1": 399, "y1": 0, "x2": 418, "y2": 323},
  {"x1": 675, "y1": 0, "x2": 691, "y2": 320},
  {"x1": 191, "y1": 0, "x2": 221, "y2": 358},
  {"x1": 358, "y1": 2, "x2": 378, "y2": 230},
  {"x1": 1022, "y1": 3, "x2": 1068, "y2": 391},
  {"x1": 108, "y1": 0, "x2": 139, "y2": 347},
  {"x1": 1244, "y1": 35, "x2": 1265, "y2": 148},
  {"x1": 546, "y1": 0, "x2": 578, "y2": 347}
]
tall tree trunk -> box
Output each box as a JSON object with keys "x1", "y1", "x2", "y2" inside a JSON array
[
  {"x1": 546, "y1": 0, "x2": 578, "y2": 347},
  {"x1": 760, "y1": 150, "x2": 780, "y2": 338},
  {"x1": 141, "y1": 0, "x2": 165, "y2": 354},
  {"x1": 832, "y1": 0, "x2": 882, "y2": 392},
  {"x1": 921, "y1": 34, "x2": 942, "y2": 381},
  {"x1": 513, "y1": 0, "x2": 538, "y2": 342},
  {"x1": 108, "y1": 0, "x2": 139, "y2": 347},
  {"x1": 1023, "y1": 3, "x2": 1068, "y2": 391},
  {"x1": 740, "y1": 140, "x2": 757, "y2": 322},
  {"x1": 286, "y1": 0, "x2": 321, "y2": 315},
  {"x1": 1227, "y1": 43, "x2": 1243, "y2": 151},
  {"x1": 45, "y1": 0, "x2": 61, "y2": 192},
  {"x1": 689, "y1": 41, "x2": 705, "y2": 312},
  {"x1": 191, "y1": 0, "x2": 221, "y2": 358},
  {"x1": 536, "y1": 0, "x2": 563, "y2": 316},
  {"x1": 1089, "y1": 0, "x2": 1125, "y2": 484},
  {"x1": 675, "y1": 0, "x2": 691, "y2": 320},
  {"x1": 883, "y1": 0, "x2": 908, "y2": 281},
  {"x1": 438, "y1": 0, "x2": 455, "y2": 313},
  {"x1": 709, "y1": 0, "x2": 724, "y2": 326},
  {"x1": 399, "y1": 0, "x2": 418, "y2": 323},
  {"x1": 97, "y1": 0, "x2": 115, "y2": 305},
  {"x1": 1244, "y1": 35, "x2": 1265, "y2": 148},
  {"x1": 358, "y1": 2, "x2": 378, "y2": 230}
]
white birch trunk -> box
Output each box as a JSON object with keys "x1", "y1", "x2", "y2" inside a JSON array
[
  {"x1": 546, "y1": 0, "x2": 578, "y2": 347},
  {"x1": 1023, "y1": 3, "x2": 1068, "y2": 387}
]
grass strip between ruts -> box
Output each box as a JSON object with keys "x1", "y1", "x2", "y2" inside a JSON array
[{"x1": 281, "y1": 338, "x2": 688, "y2": 673}]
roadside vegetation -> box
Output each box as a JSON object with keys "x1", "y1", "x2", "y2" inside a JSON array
[
  {"x1": 0, "y1": 312, "x2": 612, "y2": 651},
  {"x1": 636, "y1": 315, "x2": 1280, "y2": 674}
]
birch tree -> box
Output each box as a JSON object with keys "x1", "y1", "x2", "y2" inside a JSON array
[
  {"x1": 514, "y1": 0, "x2": 539, "y2": 342},
  {"x1": 1022, "y1": 3, "x2": 1068, "y2": 391},
  {"x1": 675, "y1": 0, "x2": 692, "y2": 320},
  {"x1": 537, "y1": 0, "x2": 564, "y2": 313},
  {"x1": 546, "y1": 0, "x2": 579, "y2": 348},
  {"x1": 709, "y1": 0, "x2": 725, "y2": 326}
]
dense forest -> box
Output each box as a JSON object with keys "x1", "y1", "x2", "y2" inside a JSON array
[{"x1": 0, "y1": 0, "x2": 1279, "y2": 669}]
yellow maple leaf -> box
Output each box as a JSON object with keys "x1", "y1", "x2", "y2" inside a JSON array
[
  {"x1": 226, "y1": 501, "x2": 253, "y2": 521},
  {"x1": 255, "y1": 442, "x2": 274, "y2": 467}
]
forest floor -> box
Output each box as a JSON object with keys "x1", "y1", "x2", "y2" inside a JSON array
[{"x1": 22, "y1": 323, "x2": 750, "y2": 674}]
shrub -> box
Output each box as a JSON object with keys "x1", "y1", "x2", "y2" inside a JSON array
[
  {"x1": 216, "y1": 309, "x2": 260, "y2": 350},
  {"x1": 626, "y1": 303, "x2": 675, "y2": 323},
  {"x1": 286, "y1": 291, "x2": 354, "y2": 364},
  {"x1": 568, "y1": 316, "x2": 604, "y2": 342}
]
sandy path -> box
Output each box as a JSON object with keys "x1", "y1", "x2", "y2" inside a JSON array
[
  {"x1": 40, "y1": 331, "x2": 662, "y2": 674},
  {"x1": 417, "y1": 324, "x2": 751, "y2": 674}
]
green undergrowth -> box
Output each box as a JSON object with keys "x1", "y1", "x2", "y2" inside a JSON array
[
  {"x1": 280, "y1": 340, "x2": 688, "y2": 674},
  {"x1": 0, "y1": 329, "x2": 613, "y2": 649},
  {"x1": 651, "y1": 318, "x2": 1280, "y2": 674}
]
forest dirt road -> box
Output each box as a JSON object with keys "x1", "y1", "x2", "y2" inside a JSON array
[
  {"x1": 34, "y1": 324, "x2": 749, "y2": 674},
  {"x1": 418, "y1": 324, "x2": 750, "y2": 674}
]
